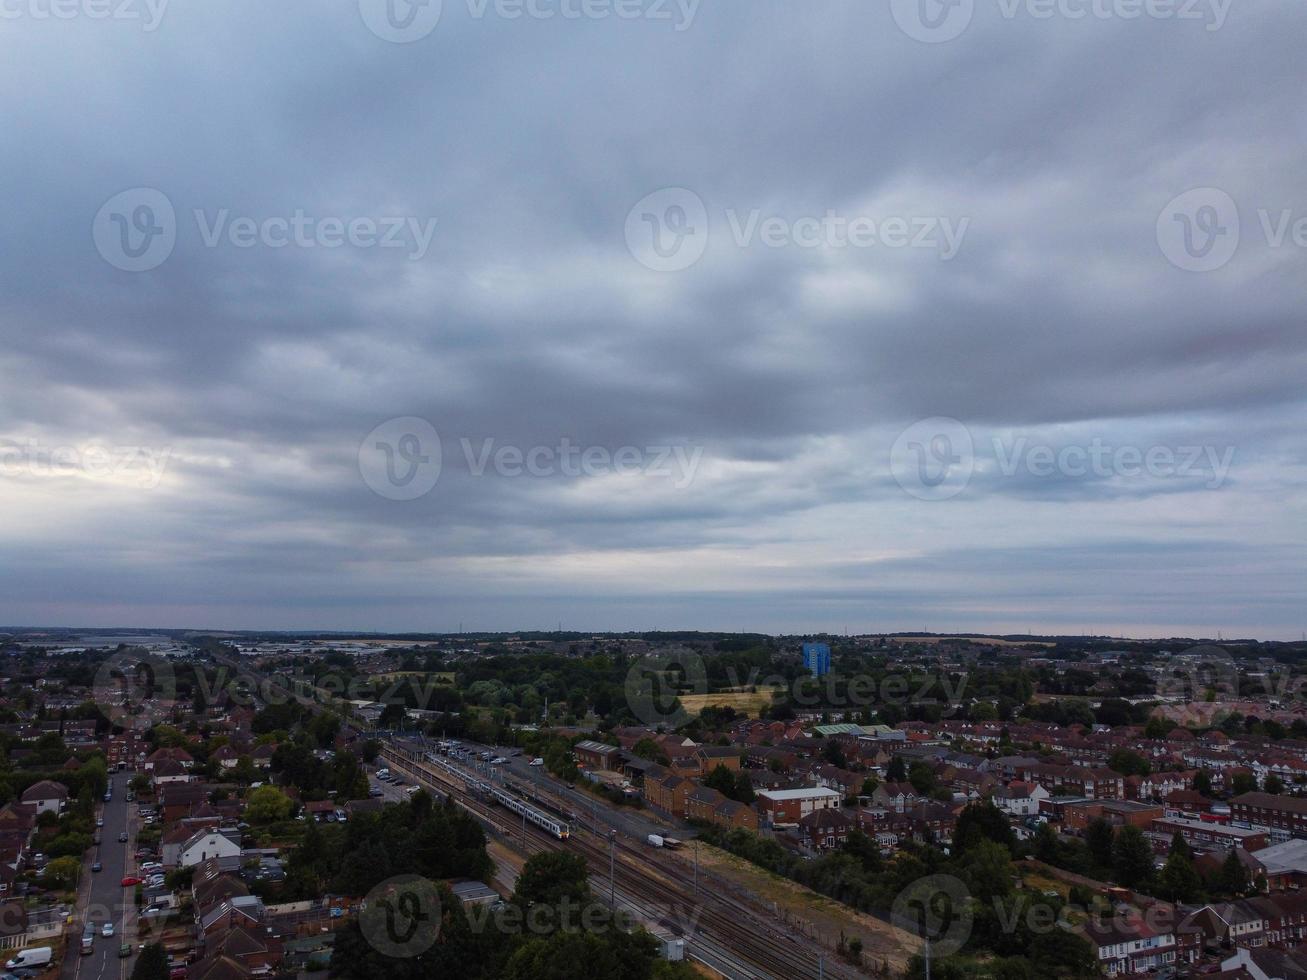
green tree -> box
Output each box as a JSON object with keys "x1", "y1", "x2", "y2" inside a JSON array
[
  {"x1": 131, "y1": 943, "x2": 169, "y2": 980},
  {"x1": 1157, "y1": 848, "x2": 1203, "y2": 903},
  {"x1": 1112, "y1": 825, "x2": 1154, "y2": 889},
  {"x1": 42, "y1": 855, "x2": 82, "y2": 890},
  {"x1": 1107, "y1": 749, "x2": 1150, "y2": 777},
  {"x1": 733, "y1": 769, "x2": 756, "y2": 804},
  {"x1": 702, "y1": 765, "x2": 737, "y2": 797},
  {"x1": 1193, "y1": 770, "x2": 1212, "y2": 797},
  {"x1": 1085, "y1": 818, "x2": 1115, "y2": 870},
  {"x1": 1144, "y1": 716, "x2": 1172, "y2": 739},
  {"x1": 1029, "y1": 928, "x2": 1098, "y2": 978},
  {"x1": 953, "y1": 801, "x2": 1016, "y2": 856},
  {"x1": 1213, "y1": 850, "x2": 1249, "y2": 896},
  {"x1": 245, "y1": 784, "x2": 294, "y2": 824},
  {"x1": 513, "y1": 851, "x2": 591, "y2": 911},
  {"x1": 907, "y1": 762, "x2": 937, "y2": 796},
  {"x1": 630, "y1": 738, "x2": 670, "y2": 766},
  {"x1": 1231, "y1": 771, "x2": 1257, "y2": 795},
  {"x1": 1264, "y1": 774, "x2": 1285, "y2": 794}
]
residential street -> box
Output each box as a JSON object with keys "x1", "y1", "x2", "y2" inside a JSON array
[{"x1": 61, "y1": 772, "x2": 135, "y2": 980}]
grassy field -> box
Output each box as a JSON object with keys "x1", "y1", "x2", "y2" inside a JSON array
[{"x1": 679, "y1": 687, "x2": 783, "y2": 719}]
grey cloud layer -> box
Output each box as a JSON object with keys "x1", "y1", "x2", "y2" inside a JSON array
[{"x1": 0, "y1": 0, "x2": 1304, "y2": 635}]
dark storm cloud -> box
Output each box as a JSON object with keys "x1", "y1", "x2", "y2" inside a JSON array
[{"x1": 0, "y1": 0, "x2": 1304, "y2": 636}]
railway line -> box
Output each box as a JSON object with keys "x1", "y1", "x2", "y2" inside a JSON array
[
  {"x1": 381, "y1": 743, "x2": 866, "y2": 980},
  {"x1": 203, "y1": 650, "x2": 873, "y2": 978}
]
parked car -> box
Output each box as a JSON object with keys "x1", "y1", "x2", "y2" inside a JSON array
[
  {"x1": 96, "y1": 819, "x2": 104, "y2": 828},
  {"x1": 121, "y1": 876, "x2": 142, "y2": 887},
  {"x1": 529, "y1": 758, "x2": 545, "y2": 766}
]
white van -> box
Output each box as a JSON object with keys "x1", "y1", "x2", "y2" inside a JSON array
[{"x1": 6, "y1": 946, "x2": 54, "y2": 969}]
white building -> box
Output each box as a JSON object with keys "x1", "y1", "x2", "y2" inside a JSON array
[{"x1": 177, "y1": 830, "x2": 241, "y2": 869}]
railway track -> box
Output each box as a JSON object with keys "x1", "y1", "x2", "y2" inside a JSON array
[{"x1": 382, "y1": 744, "x2": 866, "y2": 980}]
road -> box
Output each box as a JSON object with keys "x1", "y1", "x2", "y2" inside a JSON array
[{"x1": 62, "y1": 772, "x2": 134, "y2": 980}]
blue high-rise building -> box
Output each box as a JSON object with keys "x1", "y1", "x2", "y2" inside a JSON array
[{"x1": 802, "y1": 642, "x2": 831, "y2": 677}]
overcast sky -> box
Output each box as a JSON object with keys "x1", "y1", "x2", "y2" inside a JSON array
[{"x1": 1, "y1": 0, "x2": 1303, "y2": 638}]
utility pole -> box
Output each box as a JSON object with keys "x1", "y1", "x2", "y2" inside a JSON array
[
  {"x1": 693, "y1": 841, "x2": 699, "y2": 894},
  {"x1": 818, "y1": 954, "x2": 824, "y2": 980}
]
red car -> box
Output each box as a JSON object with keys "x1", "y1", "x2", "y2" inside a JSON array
[{"x1": 121, "y1": 876, "x2": 142, "y2": 887}]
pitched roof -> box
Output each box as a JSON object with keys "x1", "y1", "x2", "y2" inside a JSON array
[{"x1": 20, "y1": 780, "x2": 69, "y2": 801}]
